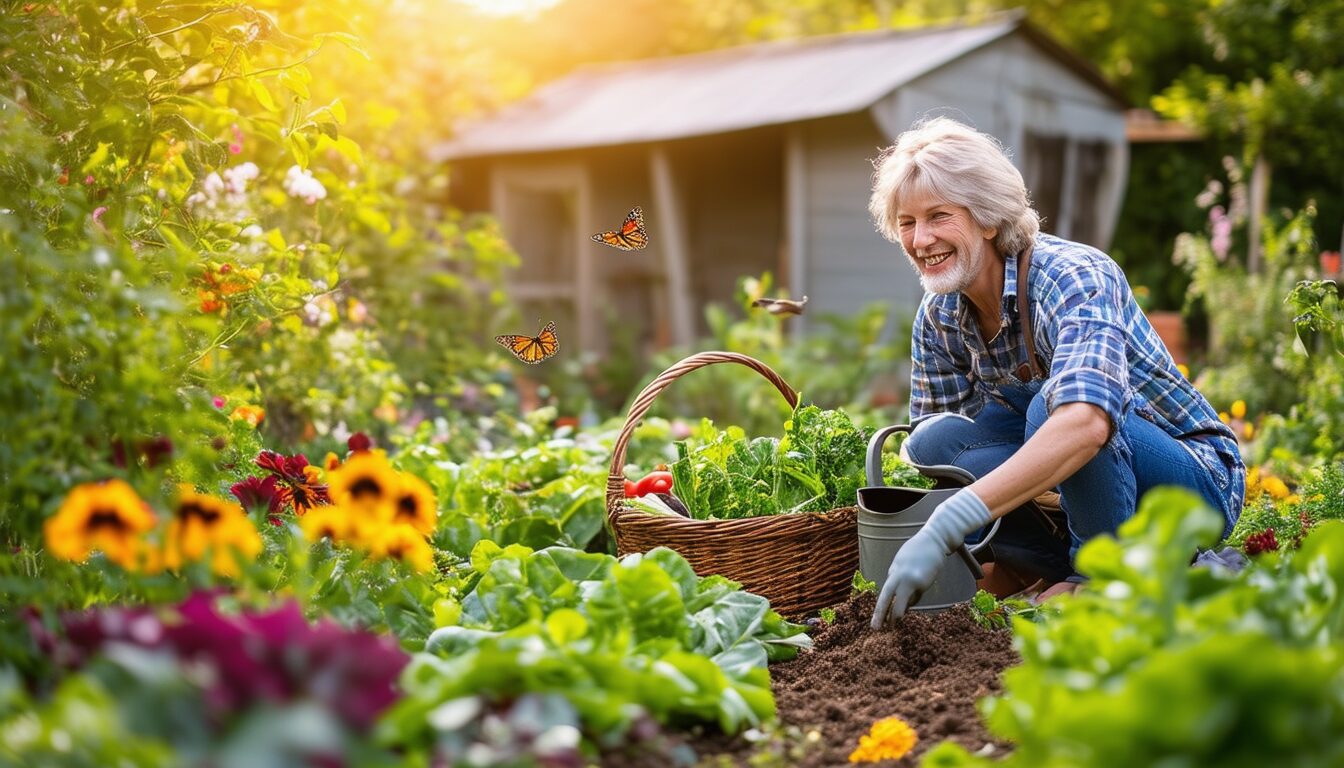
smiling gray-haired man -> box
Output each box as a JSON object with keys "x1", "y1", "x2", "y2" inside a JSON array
[{"x1": 867, "y1": 117, "x2": 1244, "y2": 626}]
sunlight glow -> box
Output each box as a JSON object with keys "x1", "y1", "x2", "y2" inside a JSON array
[{"x1": 454, "y1": 0, "x2": 562, "y2": 16}]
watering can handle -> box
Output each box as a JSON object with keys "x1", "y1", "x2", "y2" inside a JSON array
[
  {"x1": 866, "y1": 423, "x2": 1001, "y2": 580},
  {"x1": 865, "y1": 424, "x2": 913, "y2": 487}
]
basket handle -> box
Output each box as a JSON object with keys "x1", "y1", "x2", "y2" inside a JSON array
[{"x1": 605, "y1": 351, "x2": 799, "y2": 516}]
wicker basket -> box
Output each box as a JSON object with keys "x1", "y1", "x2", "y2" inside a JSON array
[{"x1": 605, "y1": 351, "x2": 859, "y2": 618}]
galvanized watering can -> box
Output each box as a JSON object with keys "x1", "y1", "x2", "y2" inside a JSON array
[{"x1": 857, "y1": 425, "x2": 1001, "y2": 612}]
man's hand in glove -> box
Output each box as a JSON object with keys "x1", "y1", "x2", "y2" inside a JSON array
[{"x1": 871, "y1": 488, "x2": 992, "y2": 628}]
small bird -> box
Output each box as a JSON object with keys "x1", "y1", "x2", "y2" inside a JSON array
[{"x1": 751, "y1": 295, "x2": 808, "y2": 316}]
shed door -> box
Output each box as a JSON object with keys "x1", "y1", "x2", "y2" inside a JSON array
[{"x1": 494, "y1": 165, "x2": 588, "y2": 346}]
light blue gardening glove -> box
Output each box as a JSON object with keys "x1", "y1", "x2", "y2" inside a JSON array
[{"x1": 871, "y1": 488, "x2": 992, "y2": 628}]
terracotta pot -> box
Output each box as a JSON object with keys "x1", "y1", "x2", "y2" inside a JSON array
[{"x1": 1145, "y1": 310, "x2": 1188, "y2": 365}]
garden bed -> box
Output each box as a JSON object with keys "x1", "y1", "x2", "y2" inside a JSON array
[{"x1": 605, "y1": 591, "x2": 1018, "y2": 766}]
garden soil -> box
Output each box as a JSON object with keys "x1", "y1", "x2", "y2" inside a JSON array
[{"x1": 602, "y1": 591, "x2": 1019, "y2": 767}]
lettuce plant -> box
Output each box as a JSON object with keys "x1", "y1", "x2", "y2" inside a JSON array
[{"x1": 924, "y1": 488, "x2": 1344, "y2": 768}]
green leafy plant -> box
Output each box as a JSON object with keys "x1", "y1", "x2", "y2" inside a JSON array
[
  {"x1": 381, "y1": 544, "x2": 811, "y2": 753},
  {"x1": 968, "y1": 589, "x2": 1040, "y2": 631},
  {"x1": 667, "y1": 403, "x2": 882, "y2": 519},
  {"x1": 924, "y1": 488, "x2": 1344, "y2": 767},
  {"x1": 851, "y1": 571, "x2": 878, "y2": 594}
]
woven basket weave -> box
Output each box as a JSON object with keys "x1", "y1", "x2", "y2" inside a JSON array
[{"x1": 605, "y1": 351, "x2": 858, "y2": 618}]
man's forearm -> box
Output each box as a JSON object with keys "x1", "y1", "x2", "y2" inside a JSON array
[{"x1": 967, "y1": 402, "x2": 1111, "y2": 519}]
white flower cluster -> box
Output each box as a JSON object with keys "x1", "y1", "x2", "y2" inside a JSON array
[
  {"x1": 283, "y1": 165, "x2": 328, "y2": 205},
  {"x1": 185, "y1": 162, "x2": 260, "y2": 220}
]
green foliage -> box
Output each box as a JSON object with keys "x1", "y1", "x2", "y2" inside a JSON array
[
  {"x1": 1152, "y1": 0, "x2": 1344, "y2": 250},
  {"x1": 851, "y1": 571, "x2": 878, "y2": 594},
  {"x1": 384, "y1": 545, "x2": 810, "y2": 750},
  {"x1": 924, "y1": 488, "x2": 1344, "y2": 768},
  {"x1": 667, "y1": 403, "x2": 878, "y2": 519},
  {"x1": 1228, "y1": 462, "x2": 1344, "y2": 552},
  {"x1": 1177, "y1": 191, "x2": 1321, "y2": 420},
  {"x1": 967, "y1": 589, "x2": 1039, "y2": 631}
]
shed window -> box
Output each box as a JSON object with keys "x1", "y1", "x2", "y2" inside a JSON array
[{"x1": 1022, "y1": 132, "x2": 1109, "y2": 248}]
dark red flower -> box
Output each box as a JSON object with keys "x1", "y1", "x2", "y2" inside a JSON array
[
  {"x1": 254, "y1": 450, "x2": 331, "y2": 515},
  {"x1": 347, "y1": 432, "x2": 372, "y2": 453},
  {"x1": 1244, "y1": 528, "x2": 1279, "y2": 555},
  {"x1": 230, "y1": 475, "x2": 283, "y2": 525},
  {"x1": 256, "y1": 450, "x2": 311, "y2": 479}
]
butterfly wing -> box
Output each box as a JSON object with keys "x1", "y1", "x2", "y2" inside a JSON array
[
  {"x1": 495, "y1": 322, "x2": 559, "y2": 364},
  {"x1": 592, "y1": 206, "x2": 649, "y2": 250},
  {"x1": 534, "y1": 321, "x2": 559, "y2": 360}
]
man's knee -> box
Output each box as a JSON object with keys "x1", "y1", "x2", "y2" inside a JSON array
[{"x1": 905, "y1": 412, "x2": 977, "y2": 466}]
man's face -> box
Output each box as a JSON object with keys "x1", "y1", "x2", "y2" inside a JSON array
[{"x1": 896, "y1": 191, "x2": 996, "y2": 295}]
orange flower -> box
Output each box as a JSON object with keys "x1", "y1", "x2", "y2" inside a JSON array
[
  {"x1": 230, "y1": 404, "x2": 265, "y2": 427},
  {"x1": 849, "y1": 717, "x2": 918, "y2": 763},
  {"x1": 199, "y1": 289, "x2": 223, "y2": 314}
]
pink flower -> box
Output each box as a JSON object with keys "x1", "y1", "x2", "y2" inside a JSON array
[
  {"x1": 91, "y1": 206, "x2": 108, "y2": 228},
  {"x1": 1209, "y1": 206, "x2": 1232, "y2": 261},
  {"x1": 212, "y1": 395, "x2": 228, "y2": 409},
  {"x1": 228, "y1": 142, "x2": 242, "y2": 155},
  {"x1": 83, "y1": 174, "x2": 94, "y2": 185}
]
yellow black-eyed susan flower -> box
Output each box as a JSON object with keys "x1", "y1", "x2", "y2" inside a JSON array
[
  {"x1": 163, "y1": 487, "x2": 261, "y2": 577},
  {"x1": 387, "y1": 472, "x2": 437, "y2": 535},
  {"x1": 329, "y1": 452, "x2": 399, "y2": 515},
  {"x1": 44, "y1": 480, "x2": 157, "y2": 570},
  {"x1": 370, "y1": 525, "x2": 435, "y2": 574},
  {"x1": 300, "y1": 504, "x2": 352, "y2": 544}
]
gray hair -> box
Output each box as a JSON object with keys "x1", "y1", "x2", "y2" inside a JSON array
[{"x1": 868, "y1": 117, "x2": 1040, "y2": 257}]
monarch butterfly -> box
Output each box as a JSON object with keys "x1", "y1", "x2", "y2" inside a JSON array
[
  {"x1": 495, "y1": 321, "x2": 559, "y2": 364},
  {"x1": 591, "y1": 206, "x2": 649, "y2": 251}
]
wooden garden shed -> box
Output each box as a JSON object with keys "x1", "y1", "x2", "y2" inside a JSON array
[{"x1": 433, "y1": 13, "x2": 1129, "y2": 357}]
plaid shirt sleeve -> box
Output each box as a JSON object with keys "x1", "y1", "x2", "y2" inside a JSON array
[
  {"x1": 1036, "y1": 260, "x2": 1131, "y2": 436},
  {"x1": 909, "y1": 298, "x2": 976, "y2": 424}
]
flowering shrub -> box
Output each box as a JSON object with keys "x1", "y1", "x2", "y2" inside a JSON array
[
  {"x1": 14, "y1": 592, "x2": 409, "y2": 764},
  {"x1": 0, "y1": 0, "x2": 516, "y2": 547}
]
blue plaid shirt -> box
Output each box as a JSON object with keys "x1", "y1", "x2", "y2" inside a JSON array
[{"x1": 909, "y1": 233, "x2": 1244, "y2": 514}]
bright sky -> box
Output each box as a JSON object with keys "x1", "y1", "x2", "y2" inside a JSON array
[{"x1": 454, "y1": 0, "x2": 562, "y2": 16}]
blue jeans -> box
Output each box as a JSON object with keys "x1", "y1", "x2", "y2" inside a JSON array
[{"x1": 904, "y1": 387, "x2": 1237, "y2": 583}]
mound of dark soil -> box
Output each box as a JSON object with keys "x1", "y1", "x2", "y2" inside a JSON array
[{"x1": 602, "y1": 591, "x2": 1018, "y2": 767}]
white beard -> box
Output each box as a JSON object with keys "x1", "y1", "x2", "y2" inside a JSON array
[{"x1": 910, "y1": 238, "x2": 988, "y2": 295}]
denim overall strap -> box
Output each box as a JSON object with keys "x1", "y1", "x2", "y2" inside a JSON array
[{"x1": 1016, "y1": 245, "x2": 1045, "y2": 383}]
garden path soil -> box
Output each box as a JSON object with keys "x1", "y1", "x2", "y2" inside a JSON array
[{"x1": 602, "y1": 591, "x2": 1019, "y2": 767}]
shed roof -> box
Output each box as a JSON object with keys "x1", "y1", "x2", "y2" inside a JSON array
[{"x1": 432, "y1": 14, "x2": 1125, "y2": 161}]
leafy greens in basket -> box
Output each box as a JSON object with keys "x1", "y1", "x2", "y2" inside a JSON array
[{"x1": 667, "y1": 403, "x2": 929, "y2": 519}]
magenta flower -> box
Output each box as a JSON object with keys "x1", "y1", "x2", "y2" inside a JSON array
[{"x1": 36, "y1": 592, "x2": 410, "y2": 734}]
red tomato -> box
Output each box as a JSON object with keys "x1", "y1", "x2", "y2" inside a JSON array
[
  {"x1": 624, "y1": 479, "x2": 638, "y2": 498},
  {"x1": 634, "y1": 470, "x2": 674, "y2": 497}
]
